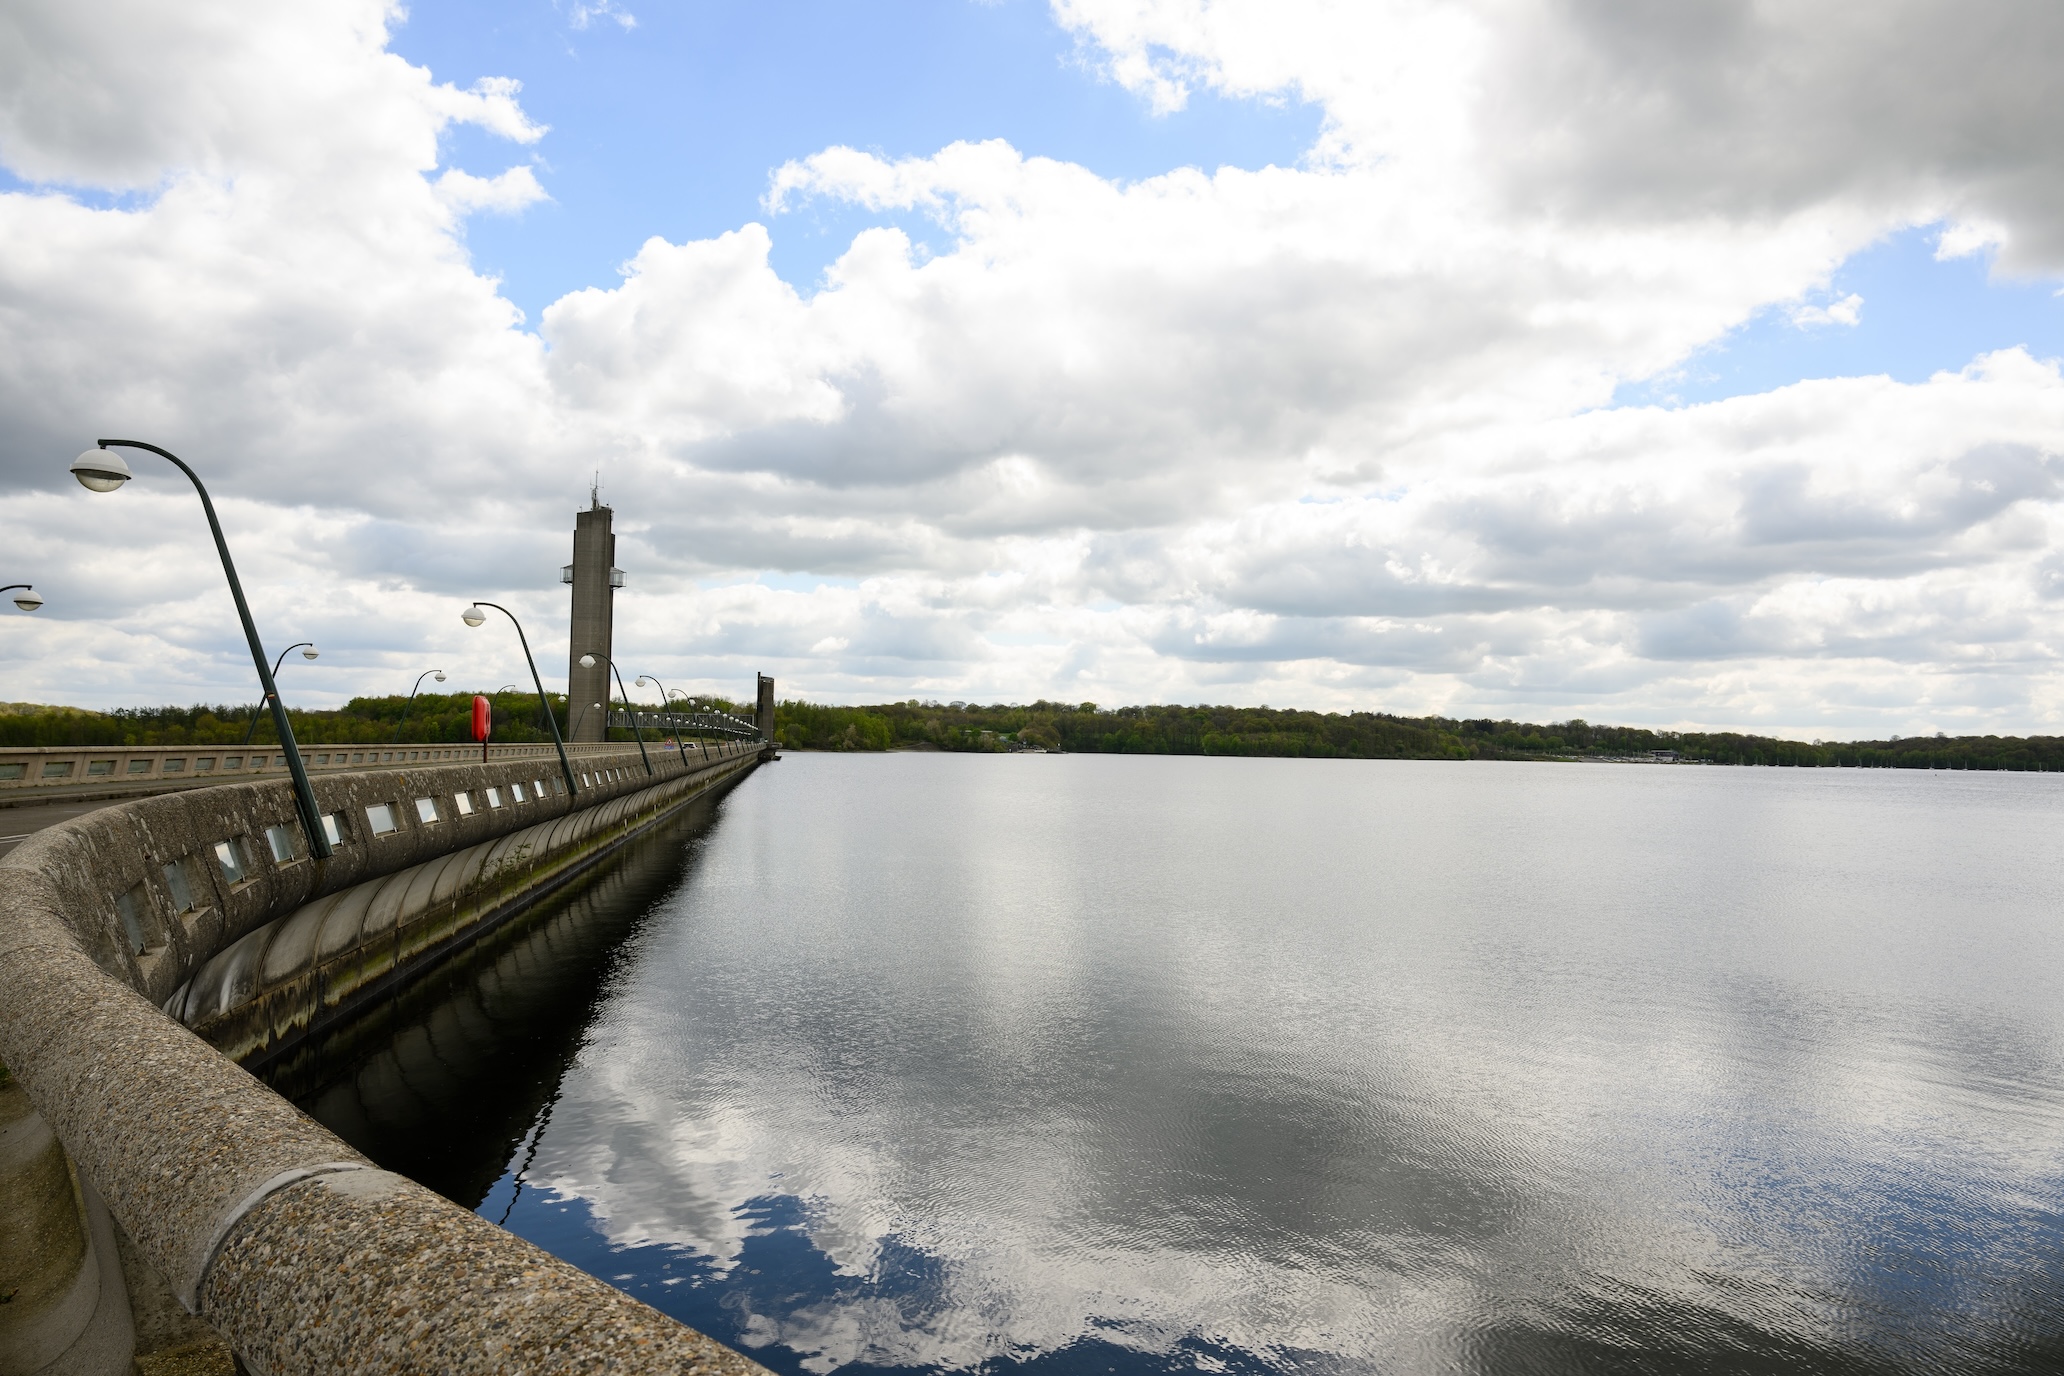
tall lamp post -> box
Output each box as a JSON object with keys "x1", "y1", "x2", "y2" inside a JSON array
[
  {"x1": 392, "y1": 669, "x2": 447, "y2": 742},
  {"x1": 581, "y1": 653, "x2": 653, "y2": 776},
  {"x1": 498, "y1": 683, "x2": 547, "y2": 735},
  {"x1": 2, "y1": 585, "x2": 44, "y2": 612},
  {"x1": 635, "y1": 674, "x2": 684, "y2": 757},
  {"x1": 662, "y1": 688, "x2": 707, "y2": 758},
  {"x1": 462, "y1": 602, "x2": 577, "y2": 798},
  {"x1": 242, "y1": 641, "x2": 319, "y2": 744},
  {"x1": 71, "y1": 442, "x2": 331, "y2": 859}
]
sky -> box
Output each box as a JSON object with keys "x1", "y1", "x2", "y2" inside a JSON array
[{"x1": 3, "y1": 0, "x2": 2064, "y2": 737}]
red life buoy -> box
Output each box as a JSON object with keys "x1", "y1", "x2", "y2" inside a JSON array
[{"x1": 472, "y1": 695, "x2": 492, "y2": 742}]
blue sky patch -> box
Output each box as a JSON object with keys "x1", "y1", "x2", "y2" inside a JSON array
[
  {"x1": 1617, "y1": 227, "x2": 2064, "y2": 408},
  {"x1": 390, "y1": 0, "x2": 1322, "y2": 316}
]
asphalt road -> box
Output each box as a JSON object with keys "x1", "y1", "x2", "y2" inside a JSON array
[{"x1": 0, "y1": 799, "x2": 116, "y2": 858}]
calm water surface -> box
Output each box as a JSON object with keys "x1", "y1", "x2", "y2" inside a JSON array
[{"x1": 279, "y1": 756, "x2": 2064, "y2": 1374}]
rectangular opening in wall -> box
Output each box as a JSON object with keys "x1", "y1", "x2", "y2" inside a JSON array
[
  {"x1": 0, "y1": 763, "x2": 23, "y2": 779},
  {"x1": 163, "y1": 860, "x2": 196, "y2": 914},
  {"x1": 365, "y1": 803, "x2": 400, "y2": 836},
  {"x1": 485, "y1": 787, "x2": 503, "y2": 809},
  {"x1": 87, "y1": 760, "x2": 114, "y2": 776},
  {"x1": 534, "y1": 780, "x2": 547, "y2": 798},
  {"x1": 116, "y1": 884, "x2": 150, "y2": 955},
  {"x1": 321, "y1": 813, "x2": 345, "y2": 846},
  {"x1": 552, "y1": 778, "x2": 565, "y2": 795},
  {"x1": 195, "y1": 758, "x2": 215, "y2": 772},
  {"x1": 224, "y1": 757, "x2": 243, "y2": 770},
  {"x1": 214, "y1": 839, "x2": 248, "y2": 886},
  {"x1": 414, "y1": 796, "x2": 439, "y2": 824},
  {"x1": 41, "y1": 761, "x2": 74, "y2": 778},
  {"x1": 127, "y1": 759, "x2": 152, "y2": 774},
  {"x1": 453, "y1": 791, "x2": 474, "y2": 816},
  {"x1": 511, "y1": 782, "x2": 528, "y2": 802},
  {"x1": 266, "y1": 823, "x2": 298, "y2": 864},
  {"x1": 162, "y1": 759, "x2": 185, "y2": 773},
  {"x1": 352, "y1": 753, "x2": 365, "y2": 764},
  {"x1": 314, "y1": 754, "x2": 329, "y2": 765}
]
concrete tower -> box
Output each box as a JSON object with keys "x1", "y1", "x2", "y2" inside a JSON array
[{"x1": 564, "y1": 486, "x2": 621, "y2": 742}]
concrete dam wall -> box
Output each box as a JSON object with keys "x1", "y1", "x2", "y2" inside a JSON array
[
  {"x1": 170, "y1": 749, "x2": 758, "y2": 1067},
  {"x1": 0, "y1": 739, "x2": 774, "y2": 1376}
]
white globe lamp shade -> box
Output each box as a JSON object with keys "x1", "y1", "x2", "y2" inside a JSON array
[
  {"x1": 12, "y1": 588, "x2": 43, "y2": 612},
  {"x1": 70, "y1": 448, "x2": 132, "y2": 493},
  {"x1": 579, "y1": 653, "x2": 597, "y2": 667},
  {"x1": 462, "y1": 606, "x2": 486, "y2": 627},
  {"x1": 433, "y1": 671, "x2": 447, "y2": 682},
  {"x1": 301, "y1": 646, "x2": 319, "y2": 660}
]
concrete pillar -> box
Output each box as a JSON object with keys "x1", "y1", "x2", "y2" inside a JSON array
[
  {"x1": 565, "y1": 498, "x2": 618, "y2": 743},
  {"x1": 0, "y1": 1067, "x2": 133, "y2": 1376},
  {"x1": 756, "y1": 675, "x2": 775, "y2": 742}
]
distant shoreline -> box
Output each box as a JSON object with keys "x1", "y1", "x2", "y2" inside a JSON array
[{"x1": 5, "y1": 697, "x2": 2056, "y2": 773}]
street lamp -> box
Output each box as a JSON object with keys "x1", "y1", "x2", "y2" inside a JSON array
[
  {"x1": 462, "y1": 602, "x2": 577, "y2": 798},
  {"x1": 2, "y1": 584, "x2": 43, "y2": 612},
  {"x1": 661, "y1": 688, "x2": 708, "y2": 757},
  {"x1": 392, "y1": 668, "x2": 447, "y2": 743},
  {"x1": 580, "y1": 653, "x2": 653, "y2": 775},
  {"x1": 568, "y1": 701, "x2": 603, "y2": 740},
  {"x1": 635, "y1": 674, "x2": 685, "y2": 757},
  {"x1": 72, "y1": 441, "x2": 330, "y2": 859},
  {"x1": 242, "y1": 642, "x2": 319, "y2": 744},
  {"x1": 496, "y1": 683, "x2": 547, "y2": 735}
]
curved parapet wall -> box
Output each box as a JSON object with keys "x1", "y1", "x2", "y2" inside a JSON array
[
  {"x1": 175, "y1": 751, "x2": 755, "y2": 1066},
  {"x1": 0, "y1": 741, "x2": 771, "y2": 1376}
]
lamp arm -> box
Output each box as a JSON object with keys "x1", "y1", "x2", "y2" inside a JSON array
[
  {"x1": 392, "y1": 668, "x2": 442, "y2": 742},
  {"x1": 99, "y1": 441, "x2": 330, "y2": 861},
  {"x1": 243, "y1": 642, "x2": 311, "y2": 745},
  {"x1": 472, "y1": 601, "x2": 577, "y2": 798},
  {"x1": 600, "y1": 658, "x2": 655, "y2": 776},
  {"x1": 643, "y1": 675, "x2": 685, "y2": 758}
]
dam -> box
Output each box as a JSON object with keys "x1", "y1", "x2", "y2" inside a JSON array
[
  {"x1": 0, "y1": 484, "x2": 792, "y2": 1374},
  {"x1": 0, "y1": 726, "x2": 781, "y2": 1375}
]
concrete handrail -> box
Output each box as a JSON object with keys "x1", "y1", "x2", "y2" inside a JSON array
[
  {"x1": 0, "y1": 744, "x2": 771, "y2": 1375},
  {"x1": 0, "y1": 739, "x2": 727, "y2": 806}
]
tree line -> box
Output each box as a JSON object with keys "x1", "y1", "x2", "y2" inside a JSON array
[
  {"x1": 8, "y1": 694, "x2": 2064, "y2": 770},
  {"x1": 770, "y1": 700, "x2": 2064, "y2": 770}
]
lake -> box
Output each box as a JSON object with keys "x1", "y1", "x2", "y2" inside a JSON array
[{"x1": 274, "y1": 754, "x2": 2064, "y2": 1374}]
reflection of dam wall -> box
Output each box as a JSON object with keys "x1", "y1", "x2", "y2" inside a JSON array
[
  {"x1": 272, "y1": 807, "x2": 721, "y2": 1208},
  {"x1": 0, "y1": 740, "x2": 774, "y2": 1376}
]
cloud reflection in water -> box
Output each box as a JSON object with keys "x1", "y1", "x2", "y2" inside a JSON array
[{"x1": 299, "y1": 756, "x2": 2064, "y2": 1375}]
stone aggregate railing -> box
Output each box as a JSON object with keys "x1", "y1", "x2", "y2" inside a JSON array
[
  {"x1": 0, "y1": 738, "x2": 744, "y2": 802},
  {"x1": 0, "y1": 741, "x2": 772, "y2": 1375}
]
